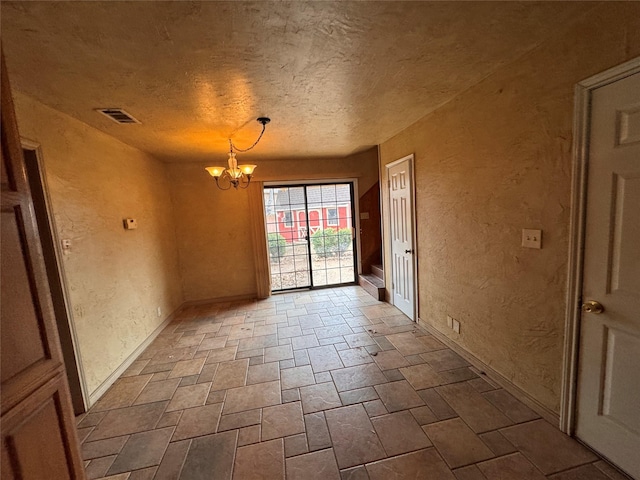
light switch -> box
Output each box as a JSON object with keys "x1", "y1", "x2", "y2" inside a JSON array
[{"x1": 522, "y1": 229, "x2": 542, "y2": 249}]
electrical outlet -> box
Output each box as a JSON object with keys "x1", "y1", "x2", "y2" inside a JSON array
[
  {"x1": 452, "y1": 319, "x2": 461, "y2": 334},
  {"x1": 157, "y1": 307, "x2": 162, "y2": 317},
  {"x1": 446, "y1": 315, "x2": 453, "y2": 328}
]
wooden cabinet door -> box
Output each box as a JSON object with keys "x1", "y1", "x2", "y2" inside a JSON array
[{"x1": 1, "y1": 51, "x2": 85, "y2": 479}]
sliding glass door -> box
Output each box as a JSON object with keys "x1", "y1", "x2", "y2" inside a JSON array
[{"x1": 264, "y1": 183, "x2": 356, "y2": 292}]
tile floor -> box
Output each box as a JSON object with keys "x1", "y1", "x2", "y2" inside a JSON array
[{"x1": 76, "y1": 286, "x2": 627, "y2": 480}]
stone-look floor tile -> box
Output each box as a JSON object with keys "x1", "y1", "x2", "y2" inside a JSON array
[
  {"x1": 453, "y1": 465, "x2": 488, "y2": 480},
  {"x1": 206, "y1": 389, "x2": 226, "y2": 405},
  {"x1": 385, "y1": 332, "x2": 432, "y2": 356},
  {"x1": 374, "y1": 380, "x2": 425, "y2": 412},
  {"x1": 340, "y1": 465, "x2": 370, "y2": 480},
  {"x1": 338, "y1": 347, "x2": 374, "y2": 367},
  {"x1": 172, "y1": 403, "x2": 222, "y2": 441},
  {"x1": 399, "y1": 363, "x2": 443, "y2": 390},
  {"x1": 179, "y1": 375, "x2": 199, "y2": 386},
  {"x1": 284, "y1": 433, "x2": 309, "y2": 457},
  {"x1": 365, "y1": 448, "x2": 456, "y2": 480},
  {"x1": 300, "y1": 382, "x2": 342, "y2": 414},
  {"x1": 234, "y1": 438, "x2": 285, "y2": 480},
  {"x1": 383, "y1": 369, "x2": 405, "y2": 382},
  {"x1": 421, "y1": 349, "x2": 470, "y2": 372},
  {"x1": 236, "y1": 347, "x2": 264, "y2": 360},
  {"x1": 410, "y1": 405, "x2": 438, "y2": 425},
  {"x1": 482, "y1": 389, "x2": 539, "y2": 423},
  {"x1": 86, "y1": 455, "x2": 117, "y2": 479},
  {"x1": 264, "y1": 344, "x2": 294, "y2": 363},
  {"x1": 324, "y1": 404, "x2": 386, "y2": 469},
  {"x1": 205, "y1": 346, "x2": 237, "y2": 364},
  {"x1": 307, "y1": 345, "x2": 344, "y2": 372},
  {"x1": 107, "y1": 427, "x2": 174, "y2": 474},
  {"x1": 343, "y1": 333, "x2": 377, "y2": 348},
  {"x1": 218, "y1": 408, "x2": 262, "y2": 431},
  {"x1": 197, "y1": 336, "x2": 226, "y2": 351},
  {"x1": 262, "y1": 401, "x2": 305, "y2": 440},
  {"x1": 286, "y1": 448, "x2": 341, "y2": 480},
  {"x1": 439, "y1": 367, "x2": 478, "y2": 385},
  {"x1": 417, "y1": 335, "x2": 446, "y2": 352},
  {"x1": 305, "y1": 412, "x2": 332, "y2": 452},
  {"x1": 254, "y1": 324, "x2": 278, "y2": 337},
  {"x1": 82, "y1": 436, "x2": 129, "y2": 460},
  {"x1": 292, "y1": 334, "x2": 320, "y2": 350},
  {"x1": 228, "y1": 323, "x2": 254, "y2": 340},
  {"x1": 315, "y1": 324, "x2": 354, "y2": 340},
  {"x1": 314, "y1": 371, "x2": 333, "y2": 383},
  {"x1": 129, "y1": 466, "x2": 156, "y2": 479},
  {"x1": 372, "y1": 350, "x2": 409, "y2": 371},
  {"x1": 423, "y1": 418, "x2": 494, "y2": 468},
  {"x1": 418, "y1": 388, "x2": 458, "y2": 420},
  {"x1": 339, "y1": 386, "x2": 379, "y2": 405},
  {"x1": 181, "y1": 430, "x2": 238, "y2": 479},
  {"x1": 331, "y1": 364, "x2": 387, "y2": 392},
  {"x1": 210, "y1": 358, "x2": 248, "y2": 391},
  {"x1": 363, "y1": 399, "x2": 387, "y2": 417},
  {"x1": 549, "y1": 464, "x2": 612, "y2": 480},
  {"x1": 436, "y1": 383, "x2": 511, "y2": 433},
  {"x1": 157, "y1": 410, "x2": 182, "y2": 428},
  {"x1": 278, "y1": 324, "x2": 303, "y2": 338},
  {"x1": 78, "y1": 411, "x2": 108, "y2": 429},
  {"x1": 238, "y1": 425, "x2": 261, "y2": 447},
  {"x1": 294, "y1": 349, "x2": 311, "y2": 366},
  {"x1": 141, "y1": 362, "x2": 176, "y2": 376},
  {"x1": 246, "y1": 361, "x2": 279, "y2": 385},
  {"x1": 222, "y1": 380, "x2": 281, "y2": 414},
  {"x1": 92, "y1": 375, "x2": 153, "y2": 411},
  {"x1": 95, "y1": 473, "x2": 132, "y2": 480},
  {"x1": 500, "y1": 419, "x2": 597, "y2": 475},
  {"x1": 280, "y1": 358, "x2": 296, "y2": 369},
  {"x1": 238, "y1": 334, "x2": 278, "y2": 352},
  {"x1": 249, "y1": 356, "x2": 264, "y2": 366},
  {"x1": 479, "y1": 430, "x2": 517, "y2": 456},
  {"x1": 477, "y1": 453, "x2": 546, "y2": 480},
  {"x1": 133, "y1": 378, "x2": 180, "y2": 405},
  {"x1": 87, "y1": 402, "x2": 168, "y2": 442},
  {"x1": 167, "y1": 357, "x2": 206, "y2": 378},
  {"x1": 77, "y1": 427, "x2": 95, "y2": 443},
  {"x1": 371, "y1": 410, "x2": 432, "y2": 456},
  {"x1": 196, "y1": 363, "x2": 218, "y2": 383},
  {"x1": 282, "y1": 388, "x2": 301, "y2": 403},
  {"x1": 405, "y1": 354, "x2": 427, "y2": 365},
  {"x1": 166, "y1": 383, "x2": 210, "y2": 412},
  {"x1": 281, "y1": 365, "x2": 316, "y2": 389}
]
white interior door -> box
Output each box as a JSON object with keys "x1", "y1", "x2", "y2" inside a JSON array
[
  {"x1": 388, "y1": 157, "x2": 415, "y2": 320},
  {"x1": 576, "y1": 71, "x2": 640, "y2": 478}
]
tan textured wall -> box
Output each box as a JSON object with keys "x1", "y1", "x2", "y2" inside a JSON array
[
  {"x1": 168, "y1": 147, "x2": 379, "y2": 302},
  {"x1": 14, "y1": 93, "x2": 183, "y2": 397},
  {"x1": 379, "y1": 3, "x2": 640, "y2": 413}
]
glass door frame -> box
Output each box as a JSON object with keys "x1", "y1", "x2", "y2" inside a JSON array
[{"x1": 264, "y1": 179, "x2": 361, "y2": 293}]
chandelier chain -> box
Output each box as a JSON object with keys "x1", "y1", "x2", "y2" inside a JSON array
[{"x1": 229, "y1": 122, "x2": 267, "y2": 153}]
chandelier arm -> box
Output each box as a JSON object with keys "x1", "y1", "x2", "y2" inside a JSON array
[
  {"x1": 239, "y1": 175, "x2": 252, "y2": 189},
  {"x1": 229, "y1": 122, "x2": 267, "y2": 153},
  {"x1": 214, "y1": 176, "x2": 232, "y2": 191}
]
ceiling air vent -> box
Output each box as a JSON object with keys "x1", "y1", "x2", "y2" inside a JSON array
[{"x1": 96, "y1": 108, "x2": 141, "y2": 124}]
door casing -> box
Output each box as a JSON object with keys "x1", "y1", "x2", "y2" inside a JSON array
[
  {"x1": 384, "y1": 154, "x2": 418, "y2": 321},
  {"x1": 561, "y1": 55, "x2": 640, "y2": 434}
]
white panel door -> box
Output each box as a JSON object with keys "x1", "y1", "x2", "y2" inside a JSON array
[
  {"x1": 388, "y1": 158, "x2": 415, "y2": 320},
  {"x1": 576, "y1": 72, "x2": 640, "y2": 478}
]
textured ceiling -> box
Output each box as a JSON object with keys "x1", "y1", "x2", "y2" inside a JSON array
[{"x1": 1, "y1": 1, "x2": 587, "y2": 162}]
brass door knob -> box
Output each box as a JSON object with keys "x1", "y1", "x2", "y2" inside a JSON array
[{"x1": 582, "y1": 301, "x2": 604, "y2": 314}]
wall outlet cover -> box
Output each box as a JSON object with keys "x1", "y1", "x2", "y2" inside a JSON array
[
  {"x1": 124, "y1": 218, "x2": 138, "y2": 230},
  {"x1": 522, "y1": 229, "x2": 542, "y2": 249},
  {"x1": 447, "y1": 315, "x2": 453, "y2": 328},
  {"x1": 452, "y1": 319, "x2": 461, "y2": 334}
]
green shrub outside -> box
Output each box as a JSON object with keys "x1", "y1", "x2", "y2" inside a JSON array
[
  {"x1": 267, "y1": 232, "x2": 287, "y2": 259},
  {"x1": 311, "y1": 228, "x2": 352, "y2": 257}
]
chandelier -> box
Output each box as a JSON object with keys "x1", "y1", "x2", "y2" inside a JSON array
[{"x1": 205, "y1": 117, "x2": 270, "y2": 190}]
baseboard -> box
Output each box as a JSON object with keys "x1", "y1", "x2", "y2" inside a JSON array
[
  {"x1": 87, "y1": 305, "x2": 183, "y2": 406},
  {"x1": 418, "y1": 318, "x2": 560, "y2": 427},
  {"x1": 183, "y1": 293, "x2": 257, "y2": 306}
]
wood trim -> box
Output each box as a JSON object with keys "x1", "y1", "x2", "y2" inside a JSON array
[
  {"x1": 87, "y1": 304, "x2": 183, "y2": 406},
  {"x1": 420, "y1": 319, "x2": 560, "y2": 426},
  {"x1": 561, "y1": 56, "x2": 640, "y2": 434},
  {"x1": 182, "y1": 293, "x2": 257, "y2": 306},
  {"x1": 248, "y1": 181, "x2": 271, "y2": 299}
]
